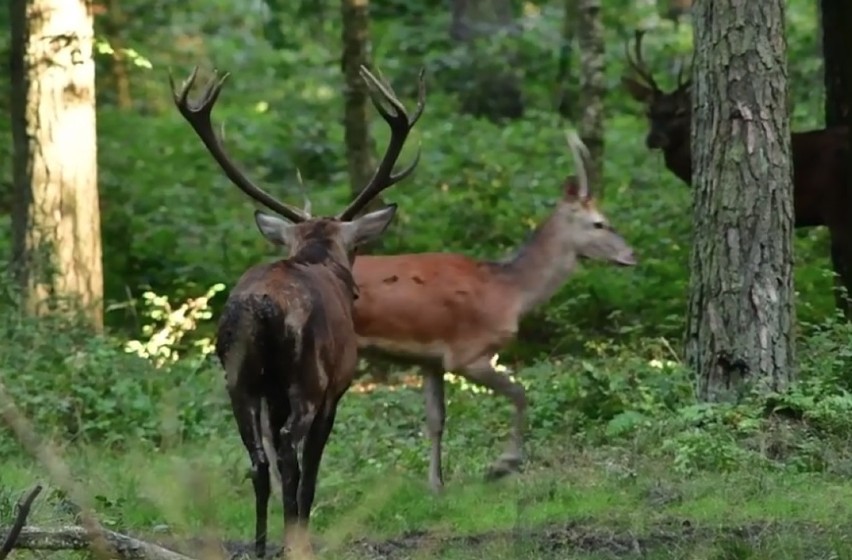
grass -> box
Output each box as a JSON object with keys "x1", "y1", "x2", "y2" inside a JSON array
[{"x1": 3, "y1": 410, "x2": 852, "y2": 559}]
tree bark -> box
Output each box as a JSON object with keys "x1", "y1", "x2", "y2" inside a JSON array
[
  {"x1": 685, "y1": 0, "x2": 796, "y2": 401},
  {"x1": 10, "y1": 0, "x2": 104, "y2": 332},
  {"x1": 820, "y1": 0, "x2": 852, "y2": 317},
  {"x1": 577, "y1": 0, "x2": 605, "y2": 195},
  {"x1": 341, "y1": 0, "x2": 381, "y2": 213}
]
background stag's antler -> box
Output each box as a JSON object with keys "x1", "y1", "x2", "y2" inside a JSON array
[{"x1": 624, "y1": 29, "x2": 660, "y2": 93}]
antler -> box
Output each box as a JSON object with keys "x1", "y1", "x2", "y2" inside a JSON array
[
  {"x1": 336, "y1": 65, "x2": 427, "y2": 221},
  {"x1": 565, "y1": 130, "x2": 592, "y2": 199},
  {"x1": 624, "y1": 29, "x2": 660, "y2": 93},
  {"x1": 675, "y1": 50, "x2": 695, "y2": 90},
  {"x1": 168, "y1": 66, "x2": 310, "y2": 223}
]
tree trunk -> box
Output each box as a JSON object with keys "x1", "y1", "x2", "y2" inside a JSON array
[
  {"x1": 341, "y1": 0, "x2": 381, "y2": 213},
  {"x1": 820, "y1": 0, "x2": 852, "y2": 318},
  {"x1": 685, "y1": 0, "x2": 796, "y2": 401},
  {"x1": 103, "y1": 0, "x2": 133, "y2": 109},
  {"x1": 577, "y1": 0, "x2": 605, "y2": 195},
  {"x1": 449, "y1": 0, "x2": 524, "y2": 122},
  {"x1": 9, "y1": 0, "x2": 104, "y2": 332},
  {"x1": 555, "y1": 0, "x2": 577, "y2": 118}
]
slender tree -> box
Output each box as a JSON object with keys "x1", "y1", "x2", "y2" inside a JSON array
[
  {"x1": 685, "y1": 0, "x2": 795, "y2": 401},
  {"x1": 820, "y1": 0, "x2": 852, "y2": 316},
  {"x1": 341, "y1": 0, "x2": 379, "y2": 211},
  {"x1": 9, "y1": 0, "x2": 104, "y2": 331},
  {"x1": 577, "y1": 0, "x2": 605, "y2": 194}
]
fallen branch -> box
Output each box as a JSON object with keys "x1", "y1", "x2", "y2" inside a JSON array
[
  {"x1": 0, "y1": 485, "x2": 43, "y2": 560},
  {"x1": 0, "y1": 526, "x2": 201, "y2": 560}
]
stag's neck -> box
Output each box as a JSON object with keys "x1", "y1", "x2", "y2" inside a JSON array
[
  {"x1": 663, "y1": 128, "x2": 693, "y2": 185},
  {"x1": 492, "y1": 207, "x2": 579, "y2": 316},
  {"x1": 291, "y1": 242, "x2": 358, "y2": 300}
]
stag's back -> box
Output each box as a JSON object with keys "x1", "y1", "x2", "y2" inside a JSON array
[{"x1": 216, "y1": 256, "x2": 360, "y2": 399}]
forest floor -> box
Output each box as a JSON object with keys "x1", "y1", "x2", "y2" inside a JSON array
[{"x1": 3, "y1": 435, "x2": 851, "y2": 560}]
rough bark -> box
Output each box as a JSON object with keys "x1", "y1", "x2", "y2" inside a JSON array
[
  {"x1": 820, "y1": 0, "x2": 852, "y2": 317},
  {"x1": 577, "y1": 0, "x2": 605, "y2": 195},
  {"x1": 341, "y1": 0, "x2": 381, "y2": 213},
  {"x1": 9, "y1": 0, "x2": 104, "y2": 331},
  {"x1": 685, "y1": 0, "x2": 796, "y2": 401}
]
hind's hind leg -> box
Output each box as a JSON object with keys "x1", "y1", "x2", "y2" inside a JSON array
[{"x1": 228, "y1": 388, "x2": 271, "y2": 559}]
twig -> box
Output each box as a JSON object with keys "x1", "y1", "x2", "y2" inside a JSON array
[{"x1": 0, "y1": 484, "x2": 44, "y2": 560}]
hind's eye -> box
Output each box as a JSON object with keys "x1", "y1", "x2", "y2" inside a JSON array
[{"x1": 593, "y1": 222, "x2": 605, "y2": 229}]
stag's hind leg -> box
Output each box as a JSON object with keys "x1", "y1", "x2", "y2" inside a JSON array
[
  {"x1": 457, "y1": 356, "x2": 527, "y2": 481},
  {"x1": 265, "y1": 398, "x2": 301, "y2": 549},
  {"x1": 227, "y1": 389, "x2": 271, "y2": 559}
]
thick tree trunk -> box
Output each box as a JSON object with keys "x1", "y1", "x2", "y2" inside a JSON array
[
  {"x1": 577, "y1": 0, "x2": 605, "y2": 195},
  {"x1": 685, "y1": 0, "x2": 796, "y2": 401},
  {"x1": 820, "y1": 0, "x2": 852, "y2": 318},
  {"x1": 341, "y1": 0, "x2": 380, "y2": 213},
  {"x1": 9, "y1": 0, "x2": 104, "y2": 332}
]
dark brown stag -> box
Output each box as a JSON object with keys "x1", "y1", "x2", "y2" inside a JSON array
[
  {"x1": 621, "y1": 30, "x2": 852, "y2": 315},
  {"x1": 169, "y1": 65, "x2": 425, "y2": 557}
]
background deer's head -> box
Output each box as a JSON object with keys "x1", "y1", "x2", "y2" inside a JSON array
[{"x1": 621, "y1": 30, "x2": 692, "y2": 151}]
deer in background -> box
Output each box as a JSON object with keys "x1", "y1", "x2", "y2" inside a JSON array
[
  {"x1": 351, "y1": 132, "x2": 636, "y2": 492},
  {"x1": 169, "y1": 64, "x2": 425, "y2": 557},
  {"x1": 621, "y1": 29, "x2": 852, "y2": 316}
]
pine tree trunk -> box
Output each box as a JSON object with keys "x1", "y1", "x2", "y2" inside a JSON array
[
  {"x1": 820, "y1": 0, "x2": 852, "y2": 318},
  {"x1": 685, "y1": 0, "x2": 795, "y2": 401},
  {"x1": 9, "y1": 0, "x2": 104, "y2": 332},
  {"x1": 577, "y1": 0, "x2": 605, "y2": 195},
  {"x1": 341, "y1": 0, "x2": 380, "y2": 213}
]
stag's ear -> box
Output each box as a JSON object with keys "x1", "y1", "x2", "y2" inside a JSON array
[
  {"x1": 340, "y1": 204, "x2": 398, "y2": 247},
  {"x1": 621, "y1": 76, "x2": 654, "y2": 103},
  {"x1": 254, "y1": 210, "x2": 298, "y2": 246}
]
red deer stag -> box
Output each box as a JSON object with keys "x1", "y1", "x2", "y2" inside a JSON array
[
  {"x1": 169, "y1": 65, "x2": 425, "y2": 557},
  {"x1": 620, "y1": 29, "x2": 852, "y2": 315},
  {"x1": 352, "y1": 132, "x2": 636, "y2": 492}
]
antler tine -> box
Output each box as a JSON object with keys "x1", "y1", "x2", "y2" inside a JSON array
[
  {"x1": 336, "y1": 66, "x2": 427, "y2": 221},
  {"x1": 168, "y1": 66, "x2": 309, "y2": 223},
  {"x1": 624, "y1": 29, "x2": 660, "y2": 92},
  {"x1": 677, "y1": 50, "x2": 695, "y2": 90},
  {"x1": 565, "y1": 130, "x2": 591, "y2": 199}
]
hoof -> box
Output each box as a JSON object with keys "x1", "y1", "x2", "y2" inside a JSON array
[{"x1": 484, "y1": 456, "x2": 522, "y2": 482}]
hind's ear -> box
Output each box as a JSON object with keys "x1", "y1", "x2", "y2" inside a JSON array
[
  {"x1": 254, "y1": 211, "x2": 298, "y2": 246},
  {"x1": 340, "y1": 204, "x2": 397, "y2": 247}
]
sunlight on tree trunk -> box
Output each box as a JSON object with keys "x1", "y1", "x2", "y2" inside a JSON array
[
  {"x1": 820, "y1": 0, "x2": 852, "y2": 318},
  {"x1": 685, "y1": 0, "x2": 795, "y2": 401},
  {"x1": 577, "y1": 0, "x2": 605, "y2": 194},
  {"x1": 341, "y1": 0, "x2": 381, "y2": 213},
  {"x1": 10, "y1": 0, "x2": 104, "y2": 332}
]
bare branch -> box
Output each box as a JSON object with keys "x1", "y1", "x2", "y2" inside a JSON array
[{"x1": 0, "y1": 485, "x2": 43, "y2": 560}]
